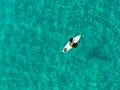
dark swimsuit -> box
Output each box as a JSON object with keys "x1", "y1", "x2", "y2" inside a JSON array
[{"x1": 73, "y1": 43, "x2": 78, "y2": 48}]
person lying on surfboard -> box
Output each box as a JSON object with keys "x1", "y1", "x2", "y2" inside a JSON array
[
  {"x1": 62, "y1": 35, "x2": 81, "y2": 53},
  {"x1": 69, "y1": 38, "x2": 78, "y2": 48},
  {"x1": 63, "y1": 38, "x2": 78, "y2": 53}
]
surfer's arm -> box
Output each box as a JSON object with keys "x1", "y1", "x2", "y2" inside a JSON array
[{"x1": 69, "y1": 38, "x2": 73, "y2": 43}]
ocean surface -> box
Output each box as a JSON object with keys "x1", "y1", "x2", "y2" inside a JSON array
[{"x1": 0, "y1": 0, "x2": 120, "y2": 90}]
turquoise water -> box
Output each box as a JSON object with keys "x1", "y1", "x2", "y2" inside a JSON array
[{"x1": 0, "y1": 0, "x2": 120, "y2": 90}]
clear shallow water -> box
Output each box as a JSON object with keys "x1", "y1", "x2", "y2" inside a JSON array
[{"x1": 0, "y1": 0, "x2": 120, "y2": 90}]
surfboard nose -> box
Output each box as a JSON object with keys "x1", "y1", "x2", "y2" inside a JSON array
[{"x1": 78, "y1": 35, "x2": 81, "y2": 37}]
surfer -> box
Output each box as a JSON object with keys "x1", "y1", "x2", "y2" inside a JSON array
[
  {"x1": 62, "y1": 35, "x2": 81, "y2": 53},
  {"x1": 69, "y1": 38, "x2": 78, "y2": 48},
  {"x1": 63, "y1": 38, "x2": 78, "y2": 53}
]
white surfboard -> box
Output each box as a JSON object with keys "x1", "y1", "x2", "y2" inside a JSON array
[{"x1": 62, "y1": 35, "x2": 81, "y2": 53}]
